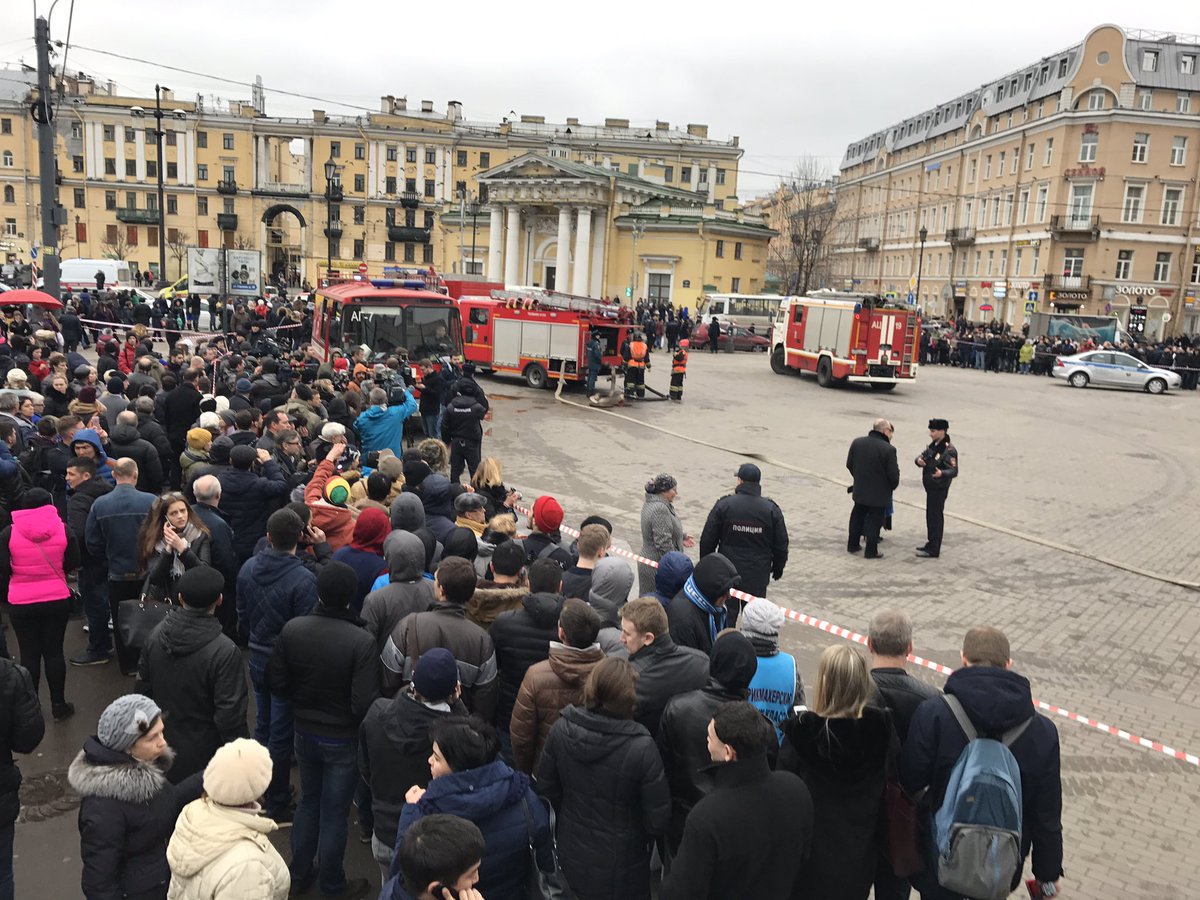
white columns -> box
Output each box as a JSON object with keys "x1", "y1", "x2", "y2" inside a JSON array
[
  {"x1": 488, "y1": 207, "x2": 504, "y2": 279},
  {"x1": 571, "y1": 207, "x2": 592, "y2": 295},
  {"x1": 555, "y1": 207, "x2": 572, "y2": 291},
  {"x1": 503, "y1": 206, "x2": 521, "y2": 286}
]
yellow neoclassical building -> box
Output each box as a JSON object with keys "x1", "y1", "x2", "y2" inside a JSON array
[
  {"x1": 0, "y1": 71, "x2": 772, "y2": 308},
  {"x1": 830, "y1": 24, "x2": 1200, "y2": 339}
]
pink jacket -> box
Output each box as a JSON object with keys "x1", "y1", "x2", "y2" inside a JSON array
[{"x1": 7, "y1": 506, "x2": 69, "y2": 605}]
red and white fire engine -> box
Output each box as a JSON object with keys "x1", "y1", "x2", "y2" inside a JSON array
[
  {"x1": 458, "y1": 288, "x2": 633, "y2": 389},
  {"x1": 769, "y1": 291, "x2": 919, "y2": 390}
]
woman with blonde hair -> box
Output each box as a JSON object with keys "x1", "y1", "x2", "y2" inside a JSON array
[
  {"x1": 779, "y1": 644, "x2": 892, "y2": 899},
  {"x1": 471, "y1": 457, "x2": 518, "y2": 520},
  {"x1": 137, "y1": 493, "x2": 212, "y2": 603}
]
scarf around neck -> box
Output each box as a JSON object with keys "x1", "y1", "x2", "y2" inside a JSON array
[
  {"x1": 682, "y1": 574, "x2": 726, "y2": 644},
  {"x1": 155, "y1": 522, "x2": 202, "y2": 579}
]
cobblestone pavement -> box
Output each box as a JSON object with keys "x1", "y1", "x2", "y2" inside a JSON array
[
  {"x1": 488, "y1": 350, "x2": 1200, "y2": 898},
  {"x1": 15, "y1": 348, "x2": 1199, "y2": 897}
]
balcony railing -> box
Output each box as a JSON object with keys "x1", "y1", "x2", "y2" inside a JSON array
[
  {"x1": 858, "y1": 236, "x2": 880, "y2": 251},
  {"x1": 388, "y1": 225, "x2": 431, "y2": 243},
  {"x1": 1049, "y1": 214, "x2": 1100, "y2": 238},
  {"x1": 946, "y1": 227, "x2": 976, "y2": 246},
  {"x1": 216, "y1": 179, "x2": 238, "y2": 195},
  {"x1": 115, "y1": 207, "x2": 161, "y2": 224},
  {"x1": 324, "y1": 221, "x2": 344, "y2": 238},
  {"x1": 1042, "y1": 274, "x2": 1092, "y2": 291},
  {"x1": 216, "y1": 213, "x2": 238, "y2": 232},
  {"x1": 255, "y1": 182, "x2": 309, "y2": 198}
]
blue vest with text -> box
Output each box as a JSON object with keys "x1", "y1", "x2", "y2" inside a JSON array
[{"x1": 747, "y1": 651, "x2": 797, "y2": 743}]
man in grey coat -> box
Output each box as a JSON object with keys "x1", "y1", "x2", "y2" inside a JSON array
[{"x1": 845, "y1": 418, "x2": 899, "y2": 560}]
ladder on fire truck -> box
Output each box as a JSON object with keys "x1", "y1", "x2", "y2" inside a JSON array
[{"x1": 491, "y1": 287, "x2": 620, "y2": 318}]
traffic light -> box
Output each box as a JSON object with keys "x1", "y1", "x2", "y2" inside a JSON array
[{"x1": 625, "y1": 287, "x2": 632, "y2": 298}]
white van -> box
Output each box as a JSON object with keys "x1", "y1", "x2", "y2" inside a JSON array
[{"x1": 57, "y1": 258, "x2": 133, "y2": 292}]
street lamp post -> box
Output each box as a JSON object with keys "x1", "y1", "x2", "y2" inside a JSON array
[
  {"x1": 324, "y1": 158, "x2": 338, "y2": 278},
  {"x1": 131, "y1": 85, "x2": 178, "y2": 287},
  {"x1": 915, "y1": 225, "x2": 928, "y2": 310},
  {"x1": 628, "y1": 221, "x2": 646, "y2": 300},
  {"x1": 468, "y1": 200, "x2": 480, "y2": 275}
]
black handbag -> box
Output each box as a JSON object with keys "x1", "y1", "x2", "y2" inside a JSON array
[{"x1": 117, "y1": 574, "x2": 173, "y2": 651}]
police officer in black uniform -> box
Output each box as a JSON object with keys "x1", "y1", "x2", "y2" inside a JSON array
[
  {"x1": 698, "y1": 463, "x2": 789, "y2": 623},
  {"x1": 916, "y1": 417, "x2": 958, "y2": 558}
]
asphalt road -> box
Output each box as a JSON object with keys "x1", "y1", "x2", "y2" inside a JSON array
[{"x1": 14, "y1": 347, "x2": 1200, "y2": 897}]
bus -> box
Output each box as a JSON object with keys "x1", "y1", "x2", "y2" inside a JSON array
[
  {"x1": 700, "y1": 292, "x2": 788, "y2": 333},
  {"x1": 311, "y1": 275, "x2": 463, "y2": 362}
]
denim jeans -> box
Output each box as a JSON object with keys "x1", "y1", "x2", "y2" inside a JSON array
[
  {"x1": 248, "y1": 651, "x2": 294, "y2": 814},
  {"x1": 421, "y1": 413, "x2": 439, "y2": 440},
  {"x1": 291, "y1": 733, "x2": 360, "y2": 895},
  {"x1": 0, "y1": 821, "x2": 12, "y2": 900},
  {"x1": 80, "y1": 568, "x2": 111, "y2": 656}
]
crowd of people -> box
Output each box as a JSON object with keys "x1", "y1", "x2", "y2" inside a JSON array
[
  {"x1": 0, "y1": 300, "x2": 1067, "y2": 900},
  {"x1": 921, "y1": 318, "x2": 1200, "y2": 386}
]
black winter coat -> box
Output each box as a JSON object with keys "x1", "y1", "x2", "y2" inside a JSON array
[
  {"x1": 870, "y1": 667, "x2": 941, "y2": 743},
  {"x1": 697, "y1": 483, "x2": 788, "y2": 598},
  {"x1": 536, "y1": 705, "x2": 670, "y2": 900},
  {"x1": 67, "y1": 477, "x2": 112, "y2": 571},
  {"x1": 134, "y1": 607, "x2": 249, "y2": 783},
  {"x1": 628, "y1": 634, "x2": 709, "y2": 739},
  {"x1": 901, "y1": 665, "x2": 1063, "y2": 894},
  {"x1": 0, "y1": 658, "x2": 45, "y2": 826},
  {"x1": 779, "y1": 706, "x2": 892, "y2": 900},
  {"x1": 440, "y1": 390, "x2": 488, "y2": 444},
  {"x1": 268, "y1": 604, "x2": 380, "y2": 740},
  {"x1": 358, "y1": 690, "x2": 468, "y2": 849},
  {"x1": 659, "y1": 754, "x2": 812, "y2": 900},
  {"x1": 136, "y1": 413, "x2": 173, "y2": 474},
  {"x1": 216, "y1": 462, "x2": 290, "y2": 563},
  {"x1": 162, "y1": 384, "x2": 202, "y2": 448},
  {"x1": 489, "y1": 592, "x2": 565, "y2": 731},
  {"x1": 68, "y1": 739, "x2": 202, "y2": 900},
  {"x1": 846, "y1": 429, "x2": 900, "y2": 508}
]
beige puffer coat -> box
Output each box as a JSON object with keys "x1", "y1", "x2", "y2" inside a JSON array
[{"x1": 167, "y1": 797, "x2": 289, "y2": 900}]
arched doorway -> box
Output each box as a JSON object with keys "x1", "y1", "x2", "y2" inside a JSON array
[{"x1": 261, "y1": 204, "x2": 307, "y2": 289}]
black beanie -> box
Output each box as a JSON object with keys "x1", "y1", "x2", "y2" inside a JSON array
[
  {"x1": 709, "y1": 631, "x2": 758, "y2": 692},
  {"x1": 176, "y1": 565, "x2": 225, "y2": 609},
  {"x1": 692, "y1": 553, "x2": 741, "y2": 601},
  {"x1": 317, "y1": 560, "x2": 357, "y2": 609},
  {"x1": 230, "y1": 444, "x2": 257, "y2": 470}
]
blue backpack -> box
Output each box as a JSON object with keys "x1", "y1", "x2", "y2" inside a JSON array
[{"x1": 933, "y1": 694, "x2": 1031, "y2": 900}]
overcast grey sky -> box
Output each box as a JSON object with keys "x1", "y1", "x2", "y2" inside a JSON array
[{"x1": 1, "y1": 1, "x2": 1190, "y2": 197}]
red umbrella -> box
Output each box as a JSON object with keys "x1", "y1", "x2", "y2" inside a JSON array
[{"x1": 0, "y1": 289, "x2": 64, "y2": 310}]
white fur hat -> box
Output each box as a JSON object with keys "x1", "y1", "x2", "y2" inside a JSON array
[{"x1": 203, "y1": 738, "x2": 272, "y2": 807}]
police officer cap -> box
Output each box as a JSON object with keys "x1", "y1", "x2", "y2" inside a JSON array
[
  {"x1": 736, "y1": 463, "x2": 761, "y2": 483},
  {"x1": 928, "y1": 418, "x2": 950, "y2": 431}
]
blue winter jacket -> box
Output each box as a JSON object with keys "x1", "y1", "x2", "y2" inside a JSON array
[
  {"x1": 354, "y1": 395, "x2": 417, "y2": 457},
  {"x1": 236, "y1": 548, "x2": 318, "y2": 655},
  {"x1": 652, "y1": 551, "x2": 694, "y2": 607},
  {"x1": 383, "y1": 759, "x2": 553, "y2": 900},
  {"x1": 84, "y1": 482, "x2": 156, "y2": 578}
]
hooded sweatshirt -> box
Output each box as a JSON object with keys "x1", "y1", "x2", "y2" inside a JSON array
[
  {"x1": 71, "y1": 427, "x2": 115, "y2": 485},
  {"x1": 331, "y1": 508, "x2": 390, "y2": 615},
  {"x1": 652, "y1": 551, "x2": 694, "y2": 608},
  {"x1": 668, "y1": 552, "x2": 741, "y2": 655},
  {"x1": 588, "y1": 556, "x2": 635, "y2": 656},
  {"x1": 418, "y1": 474, "x2": 456, "y2": 543},
  {"x1": 166, "y1": 797, "x2": 289, "y2": 900},
  {"x1": 362, "y1": 531, "x2": 435, "y2": 653}
]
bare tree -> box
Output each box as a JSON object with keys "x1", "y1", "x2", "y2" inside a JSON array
[
  {"x1": 232, "y1": 234, "x2": 254, "y2": 250},
  {"x1": 766, "y1": 157, "x2": 838, "y2": 295},
  {"x1": 167, "y1": 230, "x2": 192, "y2": 280},
  {"x1": 101, "y1": 229, "x2": 130, "y2": 261}
]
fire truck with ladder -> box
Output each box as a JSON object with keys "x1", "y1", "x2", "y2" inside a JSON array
[
  {"x1": 769, "y1": 291, "x2": 920, "y2": 390},
  {"x1": 458, "y1": 288, "x2": 633, "y2": 389}
]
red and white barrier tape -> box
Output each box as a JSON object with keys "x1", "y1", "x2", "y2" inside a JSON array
[
  {"x1": 514, "y1": 502, "x2": 1200, "y2": 768},
  {"x1": 71, "y1": 316, "x2": 305, "y2": 341}
]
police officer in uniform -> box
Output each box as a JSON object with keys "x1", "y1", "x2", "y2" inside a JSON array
[
  {"x1": 916, "y1": 417, "x2": 958, "y2": 558},
  {"x1": 699, "y1": 463, "x2": 789, "y2": 623}
]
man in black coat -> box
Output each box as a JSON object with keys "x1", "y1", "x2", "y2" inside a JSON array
[
  {"x1": 0, "y1": 652, "x2": 45, "y2": 889},
  {"x1": 132, "y1": 396, "x2": 173, "y2": 479},
  {"x1": 660, "y1": 702, "x2": 812, "y2": 900},
  {"x1": 216, "y1": 444, "x2": 291, "y2": 565},
  {"x1": 488, "y1": 558, "x2": 565, "y2": 745},
  {"x1": 65, "y1": 458, "x2": 114, "y2": 667},
  {"x1": 698, "y1": 462, "x2": 788, "y2": 619},
  {"x1": 657, "y1": 631, "x2": 758, "y2": 858},
  {"x1": 162, "y1": 369, "x2": 203, "y2": 489},
  {"x1": 666, "y1": 553, "x2": 741, "y2": 656},
  {"x1": 440, "y1": 377, "x2": 489, "y2": 483},
  {"x1": 846, "y1": 417, "x2": 900, "y2": 559},
  {"x1": 620, "y1": 598, "x2": 708, "y2": 740},
  {"x1": 107, "y1": 411, "x2": 165, "y2": 494},
  {"x1": 901, "y1": 626, "x2": 1063, "y2": 900},
  {"x1": 268, "y1": 561, "x2": 379, "y2": 899},
  {"x1": 191, "y1": 475, "x2": 241, "y2": 641},
  {"x1": 135, "y1": 566, "x2": 249, "y2": 783},
  {"x1": 915, "y1": 417, "x2": 958, "y2": 559}
]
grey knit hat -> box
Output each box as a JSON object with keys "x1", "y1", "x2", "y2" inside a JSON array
[
  {"x1": 740, "y1": 599, "x2": 785, "y2": 641},
  {"x1": 97, "y1": 694, "x2": 161, "y2": 753}
]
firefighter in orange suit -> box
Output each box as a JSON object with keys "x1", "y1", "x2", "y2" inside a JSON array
[
  {"x1": 628, "y1": 331, "x2": 649, "y2": 398},
  {"x1": 670, "y1": 338, "x2": 689, "y2": 401}
]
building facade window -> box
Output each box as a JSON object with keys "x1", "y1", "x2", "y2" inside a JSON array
[
  {"x1": 1142, "y1": 50, "x2": 1159, "y2": 72},
  {"x1": 353, "y1": 239, "x2": 364, "y2": 259},
  {"x1": 984, "y1": 155, "x2": 992, "y2": 179},
  {"x1": 384, "y1": 241, "x2": 395, "y2": 261},
  {"x1": 1171, "y1": 136, "x2": 1188, "y2": 166},
  {"x1": 223, "y1": 133, "x2": 234, "y2": 150},
  {"x1": 166, "y1": 162, "x2": 178, "y2": 179},
  {"x1": 715, "y1": 239, "x2": 724, "y2": 258},
  {"x1": 197, "y1": 196, "x2": 207, "y2": 215},
  {"x1": 424, "y1": 178, "x2": 435, "y2": 197},
  {"x1": 197, "y1": 163, "x2": 208, "y2": 181},
  {"x1": 734, "y1": 242, "x2": 743, "y2": 260},
  {"x1": 406, "y1": 148, "x2": 417, "y2": 163},
  {"x1": 681, "y1": 166, "x2": 692, "y2": 183},
  {"x1": 405, "y1": 178, "x2": 416, "y2": 193},
  {"x1": 1192, "y1": 251, "x2": 1200, "y2": 284},
  {"x1": 1088, "y1": 91, "x2": 1105, "y2": 110},
  {"x1": 1079, "y1": 132, "x2": 1098, "y2": 163},
  {"x1": 404, "y1": 243, "x2": 415, "y2": 262},
  {"x1": 1132, "y1": 133, "x2": 1149, "y2": 163},
  {"x1": 716, "y1": 169, "x2": 726, "y2": 185},
  {"x1": 103, "y1": 124, "x2": 115, "y2": 142},
  {"x1": 423, "y1": 244, "x2": 433, "y2": 264},
  {"x1": 425, "y1": 149, "x2": 437, "y2": 165},
  {"x1": 1183, "y1": 54, "x2": 1197, "y2": 75},
  {"x1": 329, "y1": 141, "x2": 341, "y2": 158},
  {"x1": 1068, "y1": 183, "x2": 1094, "y2": 221},
  {"x1": 456, "y1": 150, "x2": 467, "y2": 166},
  {"x1": 353, "y1": 174, "x2": 365, "y2": 192},
  {"x1": 125, "y1": 159, "x2": 136, "y2": 176},
  {"x1": 222, "y1": 165, "x2": 235, "y2": 182},
  {"x1": 1139, "y1": 90, "x2": 1154, "y2": 110},
  {"x1": 104, "y1": 157, "x2": 116, "y2": 175},
  {"x1": 146, "y1": 161, "x2": 157, "y2": 178},
  {"x1": 479, "y1": 152, "x2": 490, "y2": 168},
  {"x1": 0, "y1": 118, "x2": 10, "y2": 134},
  {"x1": 730, "y1": 276, "x2": 740, "y2": 292},
  {"x1": 1043, "y1": 138, "x2": 1054, "y2": 166},
  {"x1": 1115, "y1": 249, "x2": 1133, "y2": 280},
  {"x1": 124, "y1": 126, "x2": 135, "y2": 143},
  {"x1": 1122, "y1": 184, "x2": 1145, "y2": 223},
  {"x1": 1153, "y1": 251, "x2": 1172, "y2": 282},
  {"x1": 354, "y1": 143, "x2": 365, "y2": 160},
  {"x1": 104, "y1": 191, "x2": 116, "y2": 210},
  {"x1": 385, "y1": 176, "x2": 396, "y2": 194},
  {"x1": 1161, "y1": 187, "x2": 1183, "y2": 225},
  {"x1": 353, "y1": 206, "x2": 364, "y2": 225},
  {"x1": 1062, "y1": 249, "x2": 1084, "y2": 278},
  {"x1": 1018, "y1": 189, "x2": 1029, "y2": 224},
  {"x1": 166, "y1": 195, "x2": 178, "y2": 214},
  {"x1": 1177, "y1": 94, "x2": 1191, "y2": 114},
  {"x1": 165, "y1": 132, "x2": 177, "y2": 147},
  {"x1": 196, "y1": 131, "x2": 206, "y2": 148},
  {"x1": 663, "y1": 165, "x2": 673, "y2": 183},
  {"x1": 5, "y1": 186, "x2": 17, "y2": 204}
]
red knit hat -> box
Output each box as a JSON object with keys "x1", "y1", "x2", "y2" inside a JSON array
[
  {"x1": 351, "y1": 507, "x2": 390, "y2": 555},
  {"x1": 532, "y1": 495, "x2": 564, "y2": 533}
]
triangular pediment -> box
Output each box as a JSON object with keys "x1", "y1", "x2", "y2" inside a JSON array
[{"x1": 477, "y1": 153, "x2": 607, "y2": 183}]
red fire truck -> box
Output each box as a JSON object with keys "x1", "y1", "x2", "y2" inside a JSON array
[
  {"x1": 458, "y1": 288, "x2": 632, "y2": 389},
  {"x1": 769, "y1": 292, "x2": 919, "y2": 390}
]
